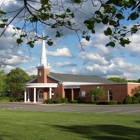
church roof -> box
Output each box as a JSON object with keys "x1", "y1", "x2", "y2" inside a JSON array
[{"x1": 48, "y1": 73, "x2": 115, "y2": 84}]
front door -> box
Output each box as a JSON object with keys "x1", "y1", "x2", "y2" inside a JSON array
[{"x1": 38, "y1": 90, "x2": 44, "y2": 102}]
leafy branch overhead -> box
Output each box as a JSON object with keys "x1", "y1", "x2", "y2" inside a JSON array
[{"x1": 0, "y1": 0, "x2": 140, "y2": 48}]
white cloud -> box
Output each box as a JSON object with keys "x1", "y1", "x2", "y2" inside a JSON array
[
  {"x1": 81, "y1": 38, "x2": 93, "y2": 47},
  {"x1": 53, "y1": 62, "x2": 77, "y2": 67},
  {"x1": 25, "y1": 66, "x2": 37, "y2": 75},
  {"x1": 2, "y1": 65, "x2": 14, "y2": 73},
  {"x1": 46, "y1": 47, "x2": 74, "y2": 58},
  {"x1": 79, "y1": 51, "x2": 109, "y2": 65}
]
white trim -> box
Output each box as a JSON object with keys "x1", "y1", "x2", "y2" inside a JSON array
[
  {"x1": 49, "y1": 87, "x2": 52, "y2": 99},
  {"x1": 33, "y1": 88, "x2": 36, "y2": 103},
  {"x1": 24, "y1": 90, "x2": 27, "y2": 103},
  {"x1": 64, "y1": 86, "x2": 80, "y2": 89},
  {"x1": 23, "y1": 83, "x2": 58, "y2": 88},
  {"x1": 27, "y1": 90, "x2": 30, "y2": 102},
  {"x1": 63, "y1": 82, "x2": 102, "y2": 86},
  {"x1": 108, "y1": 90, "x2": 109, "y2": 101}
]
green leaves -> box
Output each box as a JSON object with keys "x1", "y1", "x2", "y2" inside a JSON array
[
  {"x1": 104, "y1": 27, "x2": 112, "y2": 36},
  {"x1": 0, "y1": 10, "x2": 6, "y2": 14},
  {"x1": 128, "y1": 12, "x2": 139, "y2": 20},
  {"x1": 106, "y1": 42, "x2": 115, "y2": 47},
  {"x1": 0, "y1": 24, "x2": 5, "y2": 28},
  {"x1": 119, "y1": 38, "x2": 131, "y2": 47},
  {"x1": 47, "y1": 40, "x2": 53, "y2": 46},
  {"x1": 16, "y1": 38, "x2": 23, "y2": 44},
  {"x1": 116, "y1": 13, "x2": 124, "y2": 20},
  {"x1": 72, "y1": 0, "x2": 81, "y2": 3},
  {"x1": 102, "y1": 16, "x2": 109, "y2": 24},
  {"x1": 0, "y1": 0, "x2": 139, "y2": 49},
  {"x1": 55, "y1": 31, "x2": 61, "y2": 38}
]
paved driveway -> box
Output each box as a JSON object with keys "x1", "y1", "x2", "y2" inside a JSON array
[{"x1": 0, "y1": 102, "x2": 140, "y2": 114}]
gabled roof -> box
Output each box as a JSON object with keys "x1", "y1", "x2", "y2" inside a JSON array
[{"x1": 47, "y1": 73, "x2": 115, "y2": 84}]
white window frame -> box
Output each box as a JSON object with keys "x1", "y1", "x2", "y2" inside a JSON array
[{"x1": 81, "y1": 91, "x2": 85, "y2": 97}]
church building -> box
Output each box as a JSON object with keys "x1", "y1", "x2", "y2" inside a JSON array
[{"x1": 23, "y1": 34, "x2": 140, "y2": 103}]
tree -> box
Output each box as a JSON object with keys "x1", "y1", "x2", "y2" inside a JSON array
[
  {"x1": 5, "y1": 67, "x2": 31, "y2": 99},
  {"x1": 108, "y1": 77, "x2": 127, "y2": 83},
  {"x1": 123, "y1": 94, "x2": 132, "y2": 104},
  {"x1": 0, "y1": 65, "x2": 7, "y2": 96},
  {"x1": 0, "y1": 0, "x2": 140, "y2": 48},
  {"x1": 90, "y1": 86, "x2": 106, "y2": 101}
]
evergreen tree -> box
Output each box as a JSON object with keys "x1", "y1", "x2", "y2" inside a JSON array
[{"x1": 123, "y1": 94, "x2": 132, "y2": 104}]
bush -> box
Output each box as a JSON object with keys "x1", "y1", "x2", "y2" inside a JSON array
[
  {"x1": 0, "y1": 97, "x2": 10, "y2": 102},
  {"x1": 61, "y1": 98, "x2": 68, "y2": 103},
  {"x1": 97, "y1": 100, "x2": 117, "y2": 105},
  {"x1": 107, "y1": 100, "x2": 117, "y2": 105},
  {"x1": 70, "y1": 100, "x2": 78, "y2": 103},
  {"x1": 76, "y1": 97, "x2": 83, "y2": 103},
  {"x1": 44, "y1": 99, "x2": 54, "y2": 104},
  {"x1": 117, "y1": 101, "x2": 123, "y2": 104},
  {"x1": 54, "y1": 98, "x2": 62, "y2": 104},
  {"x1": 96, "y1": 101, "x2": 108, "y2": 105},
  {"x1": 132, "y1": 101, "x2": 139, "y2": 104},
  {"x1": 131, "y1": 96, "x2": 139, "y2": 101},
  {"x1": 133, "y1": 93, "x2": 140, "y2": 101},
  {"x1": 123, "y1": 94, "x2": 132, "y2": 104}
]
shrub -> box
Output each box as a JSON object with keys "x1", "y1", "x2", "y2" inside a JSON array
[
  {"x1": 0, "y1": 97, "x2": 10, "y2": 102},
  {"x1": 70, "y1": 100, "x2": 78, "y2": 103},
  {"x1": 108, "y1": 100, "x2": 117, "y2": 105},
  {"x1": 61, "y1": 98, "x2": 68, "y2": 103},
  {"x1": 76, "y1": 97, "x2": 83, "y2": 103},
  {"x1": 123, "y1": 94, "x2": 132, "y2": 104},
  {"x1": 131, "y1": 96, "x2": 139, "y2": 101},
  {"x1": 132, "y1": 101, "x2": 139, "y2": 104},
  {"x1": 134, "y1": 93, "x2": 140, "y2": 101},
  {"x1": 54, "y1": 98, "x2": 62, "y2": 104},
  {"x1": 117, "y1": 101, "x2": 123, "y2": 104},
  {"x1": 56, "y1": 93, "x2": 60, "y2": 98},
  {"x1": 96, "y1": 101, "x2": 108, "y2": 105},
  {"x1": 44, "y1": 99, "x2": 54, "y2": 104},
  {"x1": 97, "y1": 100, "x2": 117, "y2": 105}
]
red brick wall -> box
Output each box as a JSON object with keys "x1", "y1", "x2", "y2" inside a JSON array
[
  {"x1": 37, "y1": 68, "x2": 50, "y2": 83},
  {"x1": 47, "y1": 76, "x2": 58, "y2": 83},
  {"x1": 127, "y1": 83, "x2": 140, "y2": 96},
  {"x1": 52, "y1": 84, "x2": 64, "y2": 98},
  {"x1": 80, "y1": 84, "x2": 128, "y2": 101}
]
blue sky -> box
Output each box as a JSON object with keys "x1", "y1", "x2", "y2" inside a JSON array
[{"x1": 0, "y1": 0, "x2": 140, "y2": 80}]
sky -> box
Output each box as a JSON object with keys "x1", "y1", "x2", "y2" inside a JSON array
[{"x1": 0, "y1": 0, "x2": 140, "y2": 80}]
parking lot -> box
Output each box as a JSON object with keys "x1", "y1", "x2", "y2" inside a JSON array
[{"x1": 0, "y1": 102, "x2": 140, "y2": 114}]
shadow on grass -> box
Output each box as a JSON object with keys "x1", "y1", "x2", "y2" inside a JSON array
[{"x1": 52, "y1": 124, "x2": 140, "y2": 140}]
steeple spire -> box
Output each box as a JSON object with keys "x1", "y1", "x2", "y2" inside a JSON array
[{"x1": 40, "y1": 30, "x2": 47, "y2": 66}]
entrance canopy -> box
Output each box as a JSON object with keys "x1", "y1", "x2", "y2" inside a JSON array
[{"x1": 23, "y1": 83, "x2": 58, "y2": 88}]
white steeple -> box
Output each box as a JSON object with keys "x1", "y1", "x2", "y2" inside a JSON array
[{"x1": 40, "y1": 30, "x2": 47, "y2": 66}]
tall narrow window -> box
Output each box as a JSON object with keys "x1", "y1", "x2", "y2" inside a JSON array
[
  {"x1": 81, "y1": 91, "x2": 85, "y2": 97},
  {"x1": 109, "y1": 89, "x2": 113, "y2": 100},
  {"x1": 39, "y1": 90, "x2": 43, "y2": 98}
]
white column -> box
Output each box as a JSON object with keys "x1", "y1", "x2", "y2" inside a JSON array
[
  {"x1": 108, "y1": 90, "x2": 109, "y2": 101},
  {"x1": 27, "y1": 89, "x2": 30, "y2": 102},
  {"x1": 49, "y1": 87, "x2": 52, "y2": 99},
  {"x1": 24, "y1": 89, "x2": 27, "y2": 103},
  {"x1": 34, "y1": 88, "x2": 36, "y2": 103}
]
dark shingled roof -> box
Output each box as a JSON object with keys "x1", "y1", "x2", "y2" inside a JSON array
[{"x1": 48, "y1": 73, "x2": 115, "y2": 84}]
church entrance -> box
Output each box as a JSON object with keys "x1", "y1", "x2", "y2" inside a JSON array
[{"x1": 38, "y1": 89, "x2": 44, "y2": 102}]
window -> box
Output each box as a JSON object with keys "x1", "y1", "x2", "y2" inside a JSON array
[
  {"x1": 39, "y1": 90, "x2": 43, "y2": 98},
  {"x1": 108, "y1": 89, "x2": 113, "y2": 100},
  {"x1": 81, "y1": 91, "x2": 85, "y2": 97}
]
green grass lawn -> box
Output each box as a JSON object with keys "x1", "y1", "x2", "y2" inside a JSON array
[{"x1": 0, "y1": 110, "x2": 140, "y2": 140}]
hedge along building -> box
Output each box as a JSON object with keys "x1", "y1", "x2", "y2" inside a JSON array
[{"x1": 23, "y1": 35, "x2": 140, "y2": 103}]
